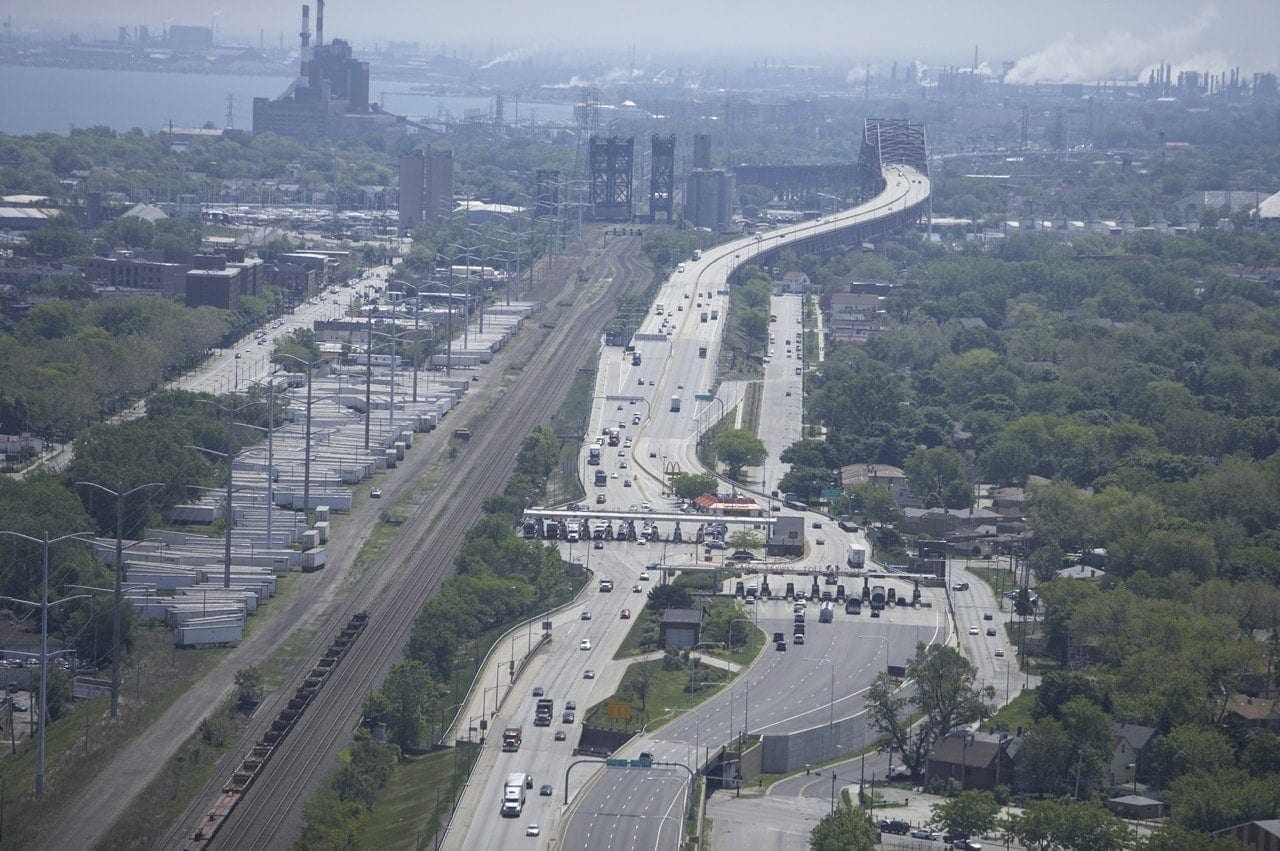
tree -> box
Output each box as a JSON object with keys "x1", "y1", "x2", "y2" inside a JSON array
[
  {"x1": 380, "y1": 660, "x2": 434, "y2": 751},
  {"x1": 930, "y1": 789, "x2": 1000, "y2": 840},
  {"x1": 810, "y1": 806, "x2": 879, "y2": 851},
  {"x1": 1002, "y1": 799, "x2": 1135, "y2": 851},
  {"x1": 848, "y1": 482, "x2": 905, "y2": 526},
  {"x1": 866, "y1": 643, "x2": 991, "y2": 781},
  {"x1": 646, "y1": 584, "x2": 693, "y2": 612},
  {"x1": 234, "y1": 666, "x2": 264, "y2": 706},
  {"x1": 904, "y1": 446, "x2": 972, "y2": 509},
  {"x1": 670, "y1": 471, "x2": 718, "y2": 500},
  {"x1": 726, "y1": 530, "x2": 763, "y2": 550},
  {"x1": 738, "y1": 309, "x2": 770, "y2": 358},
  {"x1": 712, "y1": 428, "x2": 767, "y2": 481}
]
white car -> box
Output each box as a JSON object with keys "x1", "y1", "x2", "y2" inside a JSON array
[
  {"x1": 525, "y1": 824, "x2": 541, "y2": 837},
  {"x1": 638, "y1": 571, "x2": 650, "y2": 581},
  {"x1": 580, "y1": 639, "x2": 592, "y2": 650},
  {"x1": 968, "y1": 626, "x2": 979, "y2": 635}
]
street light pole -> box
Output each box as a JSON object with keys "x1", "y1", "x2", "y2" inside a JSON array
[{"x1": 74, "y1": 481, "x2": 162, "y2": 718}]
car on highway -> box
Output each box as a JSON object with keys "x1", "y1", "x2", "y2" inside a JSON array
[
  {"x1": 579, "y1": 639, "x2": 591, "y2": 650},
  {"x1": 611, "y1": 472, "x2": 618, "y2": 479},
  {"x1": 565, "y1": 700, "x2": 576, "y2": 710},
  {"x1": 785, "y1": 390, "x2": 792, "y2": 396},
  {"x1": 983, "y1": 612, "x2": 993, "y2": 620},
  {"x1": 994, "y1": 648, "x2": 1005, "y2": 657},
  {"x1": 619, "y1": 461, "x2": 628, "y2": 469},
  {"x1": 620, "y1": 609, "x2": 631, "y2": 619},
  {"x1": 583, "y1": 669, "x2": 595, "y2": 679},
  {"x1": 525, "y1": 824, "x2": 540, "y2": 837},
  {"x1": 554, "y1": 730, "x2": 567, "y2": 741},
  {"x1": 815, "y1": 538, "x2": 825, "y2": 546},
  {"x1": 562, "y1": 710, "x2": 575, "y2": 723},
  {"x1": 986, "y1": 627, "x2": 997, "y2": 636},
  {"x1": 632, "y1": 584, "x2": 642, "y2": 593},
  {"x1": 370, "y1": 488, "x2": 382, "y2": 499},
  {"x1": 533, "y1": 686, "x2": 544, "y2": 697},
  {"x1": 540, "y1": 784, "x2": 553, "y2": 796},
  {"x1": 648, "y1": 379, "x2": 655, "y2": 385},
  {"x1": 624, "y1": 480, "x2": 632, "y2": 487},
  {"x1": 968, "y1": 626, "x2": 979, "y2": 635},
  {"x1": 581, "y1": 611, "x2": 592, "y2": 620},
  {"x1": 639, "y1": 571, "x2": 650, "y2": 581}
]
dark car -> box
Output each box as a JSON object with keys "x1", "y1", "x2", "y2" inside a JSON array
[
  {"x1": 729, "y1": 550, "x2": 755, "y2": 561},
  {"x1": 878, "y1": 819, "x2": 911, "y2": 835},
  {"x1": 540, "y1": 783, "x2": 553, "y2": 796}
]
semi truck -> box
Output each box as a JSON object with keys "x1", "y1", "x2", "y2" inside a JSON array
[
  {"x1": 534, "y1": 697, "x2": 554, "y2": 726},
  {"x1": 607, "y1": 428, "x2": 621, "y2": 446},
  {"x1": 588, "y1": 446, "x2": 601, "y2": 465},
  {"x1": 670, "y1": 395, "x2": 681, "y2": 412},
  {"x1": 594, "y1": 469, "x2": 608, "y2": 487},
  {"x1": 847, "y1": 545, "x2": 866, "y2": 569},
  {"x1": 698, "y1": 346, "x2": 707, "y2": 358},
  {"x1": 502, "y1": 726, "x2": 523, "y2": 752},
  {"x1": 870, "y1": 585, "x2": 886, "y2": 610},
  {"x1": 501, "y1": 772, "x2": 529, "y2": 816}
]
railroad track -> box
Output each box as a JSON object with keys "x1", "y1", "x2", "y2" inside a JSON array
[{"x1": 166, "y1": 235, "x2": 647, "y2": 849}]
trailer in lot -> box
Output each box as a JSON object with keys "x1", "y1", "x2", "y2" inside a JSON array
[{"x1": 174, "y1": 616, "x2": 245, "y2": 647}]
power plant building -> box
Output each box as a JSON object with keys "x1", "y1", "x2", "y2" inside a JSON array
[{"x1": 252, "y1": 1, "x2": 397, "y2": 140}]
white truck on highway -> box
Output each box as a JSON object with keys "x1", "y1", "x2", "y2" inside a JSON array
[{"x1": 501, "y1": 772, "x2": 531, "y2": 816}]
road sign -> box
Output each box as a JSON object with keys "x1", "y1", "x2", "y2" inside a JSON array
[
  {"x1": 606, "y1": 700, "x2": 633, "y2": 721},
  {"x1": 606, "y1": 758, "x2": 628, "y2": 767},
  {"x1": 821, "y1": 488, "x2": 844, "y2": 501}
]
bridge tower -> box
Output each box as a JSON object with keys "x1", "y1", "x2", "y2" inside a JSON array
[
  {"x1": 648, "y1": 134, "x2": 675, "y2": 222},
  {"x1": 588, "y1": 135, "x2": 634, "y2": 222}
]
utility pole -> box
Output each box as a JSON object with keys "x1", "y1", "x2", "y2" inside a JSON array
[{"x1": 74, "y1": 481, "x2": 162, "y2": 717}]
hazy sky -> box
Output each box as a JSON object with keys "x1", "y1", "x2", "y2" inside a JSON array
[{"x1": 20, "y1": 0, "x2": 1280, "y2": 81}]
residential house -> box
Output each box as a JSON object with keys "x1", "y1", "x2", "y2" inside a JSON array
[
  {"x1": 925, "y1": 731, "x2": 1018, "y2": 791},
  {"x1": 1110, "y1": 723, "x2": 1157, "y2": 786},
  {"x1": 829, "y1": 291, "x2": 886, "y2": 343},
  {"x1": 1225, "y1": 694, "x2": 1280, "y2": 733},
  {"x1": 840, "y1": 463, "x2": 912, "y2": 506},
  {"x1": 1211, "y1": 820, "x2": 1280, "y2": 850}
]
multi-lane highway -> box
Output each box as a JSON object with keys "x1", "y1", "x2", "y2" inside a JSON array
[{"x1": 444, "y1": 165, "x2": 933, "y2": 851}]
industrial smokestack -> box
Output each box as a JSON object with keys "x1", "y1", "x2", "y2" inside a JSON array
[
  {"x1": 300, "y1": 4, "x2": 311, "y2": 76},
  {"x1": 316, "y1": 0, "x2": 324, "y2": 47}
]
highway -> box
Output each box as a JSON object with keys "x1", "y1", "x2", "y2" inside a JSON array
[
  {"x1": 557, "y1": 166, "x2": 932, "y2": 850},
  {"x1": 444, "y1": 164, "x2": 931, "y2": 851}
]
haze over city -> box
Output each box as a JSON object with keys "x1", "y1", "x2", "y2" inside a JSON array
[{"x1": 17, "y1": 0, "x2": 1280, "y2": 81}]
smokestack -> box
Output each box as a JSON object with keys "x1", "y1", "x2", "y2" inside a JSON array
[
  {"x1": 300, "y1": 4, "x2": 310, "y2": 75},
  {"x1": 316, "y1": 0, "x2": 324, "y2": 48}
]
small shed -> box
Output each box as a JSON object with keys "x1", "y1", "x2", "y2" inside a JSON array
[
  {"x1": 658, "y1": 608, "x2": 702, "y2": 650},
  {"x1": 1106, "y1": 795, "x2": 1167, "y2": 820}
]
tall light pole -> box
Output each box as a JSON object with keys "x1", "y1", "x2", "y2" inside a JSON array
[
  {"x1": 807, "y1": 656, "x2": 836, "y2": 754},
  {"x1": 73, "y1": 481, "x2": 162, "y2": 718},
  {"x1": 0, "y1": 530, "x2": 93, "y2": 796}
]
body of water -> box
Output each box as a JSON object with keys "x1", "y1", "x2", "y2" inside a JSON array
[{"x1": 0, "y1": 65, "x2": 574, "y2": 136}]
